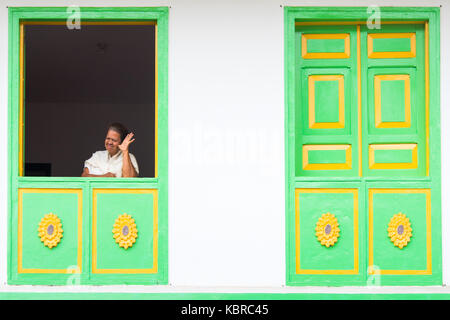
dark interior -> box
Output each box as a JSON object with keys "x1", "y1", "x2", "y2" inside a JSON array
[{"x1": 24, "y1": 24, "x2": 156, "y2": 177}]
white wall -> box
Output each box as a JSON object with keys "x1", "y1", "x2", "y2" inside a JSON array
[{"x1": 0, "y1": 0, "x2": 449, "y2": 292}]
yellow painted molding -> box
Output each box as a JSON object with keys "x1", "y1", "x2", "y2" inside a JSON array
[
  {"x1": 425, "y1": 22, "x2": 430, "y2": 176},
  {"x1": 302, "y1": 144, "x2": 352, "y2": 170},
  {"x1": 19, "y1": 23, "x2": 24, "y2": 176},
  {"x1": 295, "y1": 188, "x2": 359, "y2": 275},
  {"x1": 302, "y1": 33, "x2": 350, "y2": 59},
  {"x1": 368, "y1": 143, "x2": 418, "y2": 170},
  {"x1": 18, "y1": 188, "x2": 83, "y2": 274},
  {"x1": 374, "y1": 74, "x2": 411, "y2": 128},
  {"x1": 368, "y1": 32, "x2": 416, "y2": 59},
  {"x1": 92, "y1": 188, "x2": 158, "y2": 274},
  {"x1": 368, "y1": 188, "x2": 431, "y2": 275},
  {"x1": 357, "y1": 25, "x2": 362, "y2": 177},
  {"x1": 308, "y1": 75, "x2": 345, "y2": 129},
  {"x1": 154, "y1": 24, "x2": 159, "y2": 178}
]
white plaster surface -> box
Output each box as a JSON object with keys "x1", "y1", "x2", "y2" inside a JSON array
[{"x1": 0, "y1": 0, "x2": 448, "y2": 293}]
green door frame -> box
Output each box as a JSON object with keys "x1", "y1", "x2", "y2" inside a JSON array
[
  {"x1": 284, "y1": 7, "x2": 441, "y2": 286},
  {"x1": 8, "y1": 7, "x2": 169, "y2": 285}
]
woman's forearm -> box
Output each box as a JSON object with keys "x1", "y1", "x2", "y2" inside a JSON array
[
  {"x1": 81, "y1": 168, "x2": 115, "y2": 177},
  {"x1": 122, "y1": 151, "x2": 137, "y2": 177}
]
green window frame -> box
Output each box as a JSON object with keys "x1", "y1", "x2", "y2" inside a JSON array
[
  {"x1": 8, "y1": 7, "x2": 168, "y2": 285},
  {"x1": 285, "y1": 7, "x2": 441, "y2": 286}
]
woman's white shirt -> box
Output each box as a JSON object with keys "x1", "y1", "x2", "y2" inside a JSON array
[{"x1": 84, "y1": 150, "x2": 139, "y2": 177}]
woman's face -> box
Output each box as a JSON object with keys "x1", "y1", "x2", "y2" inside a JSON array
[{"x1": 105, "y1": 129, "x2": 121, "y2": 156}]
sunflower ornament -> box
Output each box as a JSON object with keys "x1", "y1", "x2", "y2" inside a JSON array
[
  {"x1": 388, "y1": 212, "x2": 412, "y2": 249},
  {"x1": 112, "y1": 213, "x2": 138, "y2": 249},
  {"x1": 315, "y1": 213, "x2": 340, "y2": 247},
  {"x1": 38, "y1": 213, "x2": 63, "y2": 249}
]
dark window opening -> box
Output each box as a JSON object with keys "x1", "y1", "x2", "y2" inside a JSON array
[{"x1": 24, "y1": 24, "x2": 156, "y2": 177}]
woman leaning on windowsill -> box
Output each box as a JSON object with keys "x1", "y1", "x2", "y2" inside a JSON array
[{"x1": 81, "y1": 123, "x2": 139, "y2": 178}]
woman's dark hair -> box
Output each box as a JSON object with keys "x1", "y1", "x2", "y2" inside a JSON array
[{"x1": 107, "y1": 122, "x2": 129, "y2": 142}]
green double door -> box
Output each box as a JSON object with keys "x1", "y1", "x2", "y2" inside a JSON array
[{"x1": 290, "y1": 23, "x2": 441, "y2": 286}]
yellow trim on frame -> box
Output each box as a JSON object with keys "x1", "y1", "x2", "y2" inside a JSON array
[
  {"x1": 302, "y1": 144, "x2": 352, "y2": 170},
  {"x1": 154, "y1": 24, "x2": 159, "y2": 178},
  {"x1": 19, "y1": 23, "x2": 24, "y2": 176},
  {"x1": 92, "y1": 188, "x2": 158, "y2": 274},
  {"x1": 368, "y1": 188, "x2": 431, "y2": 275},
  {"x1": 367, "y1": 32, "x2": 416, "y2": 59},
  {"x1": 18, "y1": 188, "x2": 83, "y2": 274},
  {"x1": 368, "y1": 144, "x2": 418, "y2": 170},
  {"x1": 295, "y1": 188, "x2": 359, "y2": 275},
  {"x1": 374, "y1": 74, "x2": 411, "y2": 128},
  {"x1": 302, "y1": 33, "x2": 350, "y2": 59},
  {"x1": 308, "y1": 75, "x2": 345, "y2": 129},
  {"x1": 425, "y1": 22, "x2": 430, "y2": 176},
  {"x1": 357, "y1": 25, "x2": 362, "y2": 177}
]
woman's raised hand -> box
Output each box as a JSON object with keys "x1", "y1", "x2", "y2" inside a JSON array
[{"x1": 119, "y1": 133, "x2": 135, "y2": 152}]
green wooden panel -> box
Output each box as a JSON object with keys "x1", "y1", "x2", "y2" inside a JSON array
[
  {"x1": 314, "y1": 80, "x2": 340, "y2": 123},
  {"x1": 94, "y1": 191, "x2": 155, "y2": 270},
  {"x1": 308, "y1": 149, "x2": 347, "y2": 164},
  {"x1": 372, "y1": 37, "x2": 411, "y2": 53},
  {"x1": 307, "y1": 38, "x2": 346, "y2": 53},
  {"x1": 380, "y1": 80, "x2": 406, "y2": 122},
  {"x1": 371, "y1": 190, "x2": 428, "y2": 270},
  {"x1": 298, "y1": 191, "x2": 356, "y2": 270},
  {"x1": 366, "y1": 182, "x2": 441, "y2": 286},
  {"x1": 21, "y1": 191, "x2": 80, "y2": 270},
  {"x1": 374, "y1": 148, "x2": 413, "y2": 164},
  {"x1": 288, "y1": 182, "x2": 365, "y2": 286}
]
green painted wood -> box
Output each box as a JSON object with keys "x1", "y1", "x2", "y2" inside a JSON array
[
  {"x1": 362, "y1": 24, "x2": 426, "y2": 178},
  {"x1": 307, "y1": 38, "x2": 347, "y2": 53},
  {"x1": 295, "y1": 25, "x2": 358, "y2": 178},
  {"x1": 373, "y1": 37, "x2": 411, "y2": 53},
  {"x1": 21, "y1": 192, "x2": 80, "y2": 270},
  {"x1": 298, "y1": 191, "x2": 357, "y2": 271},
  {"x1": 8, "y1": 7, "x2": 169, "y2": 285},
  {"x1": 285, "y1": 7, "x2": 441, "y2": 287},
  {"x1": 2, "y1": 292, "x2": 450, "y2": 300}
]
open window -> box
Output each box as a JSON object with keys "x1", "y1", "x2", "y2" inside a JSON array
[
  {"x1": 9, "y1": 7, "x2": 168, "y2": 285},
  {"x1": 23, "y1": 23, "x2": 156, "y2": 177}
]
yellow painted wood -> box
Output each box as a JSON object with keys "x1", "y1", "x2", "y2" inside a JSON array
[
  {"x1": 357, "y1": 25, "x2": 362, "y2": 177},
  {"x1": 425, "y1": 22, "x2": 430, "y2": 176},
  {"x1": 374, "y1": 74, "x2": 411, "y2": 128}
]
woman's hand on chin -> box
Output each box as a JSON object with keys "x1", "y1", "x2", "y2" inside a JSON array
[{"x1": 119, "y1": 133, "x2": 135, "y2": 152}]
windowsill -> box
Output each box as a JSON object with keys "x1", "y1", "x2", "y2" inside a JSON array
[{"x1": 17, "y1": 176, "x2": 159, "y2": 183}]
